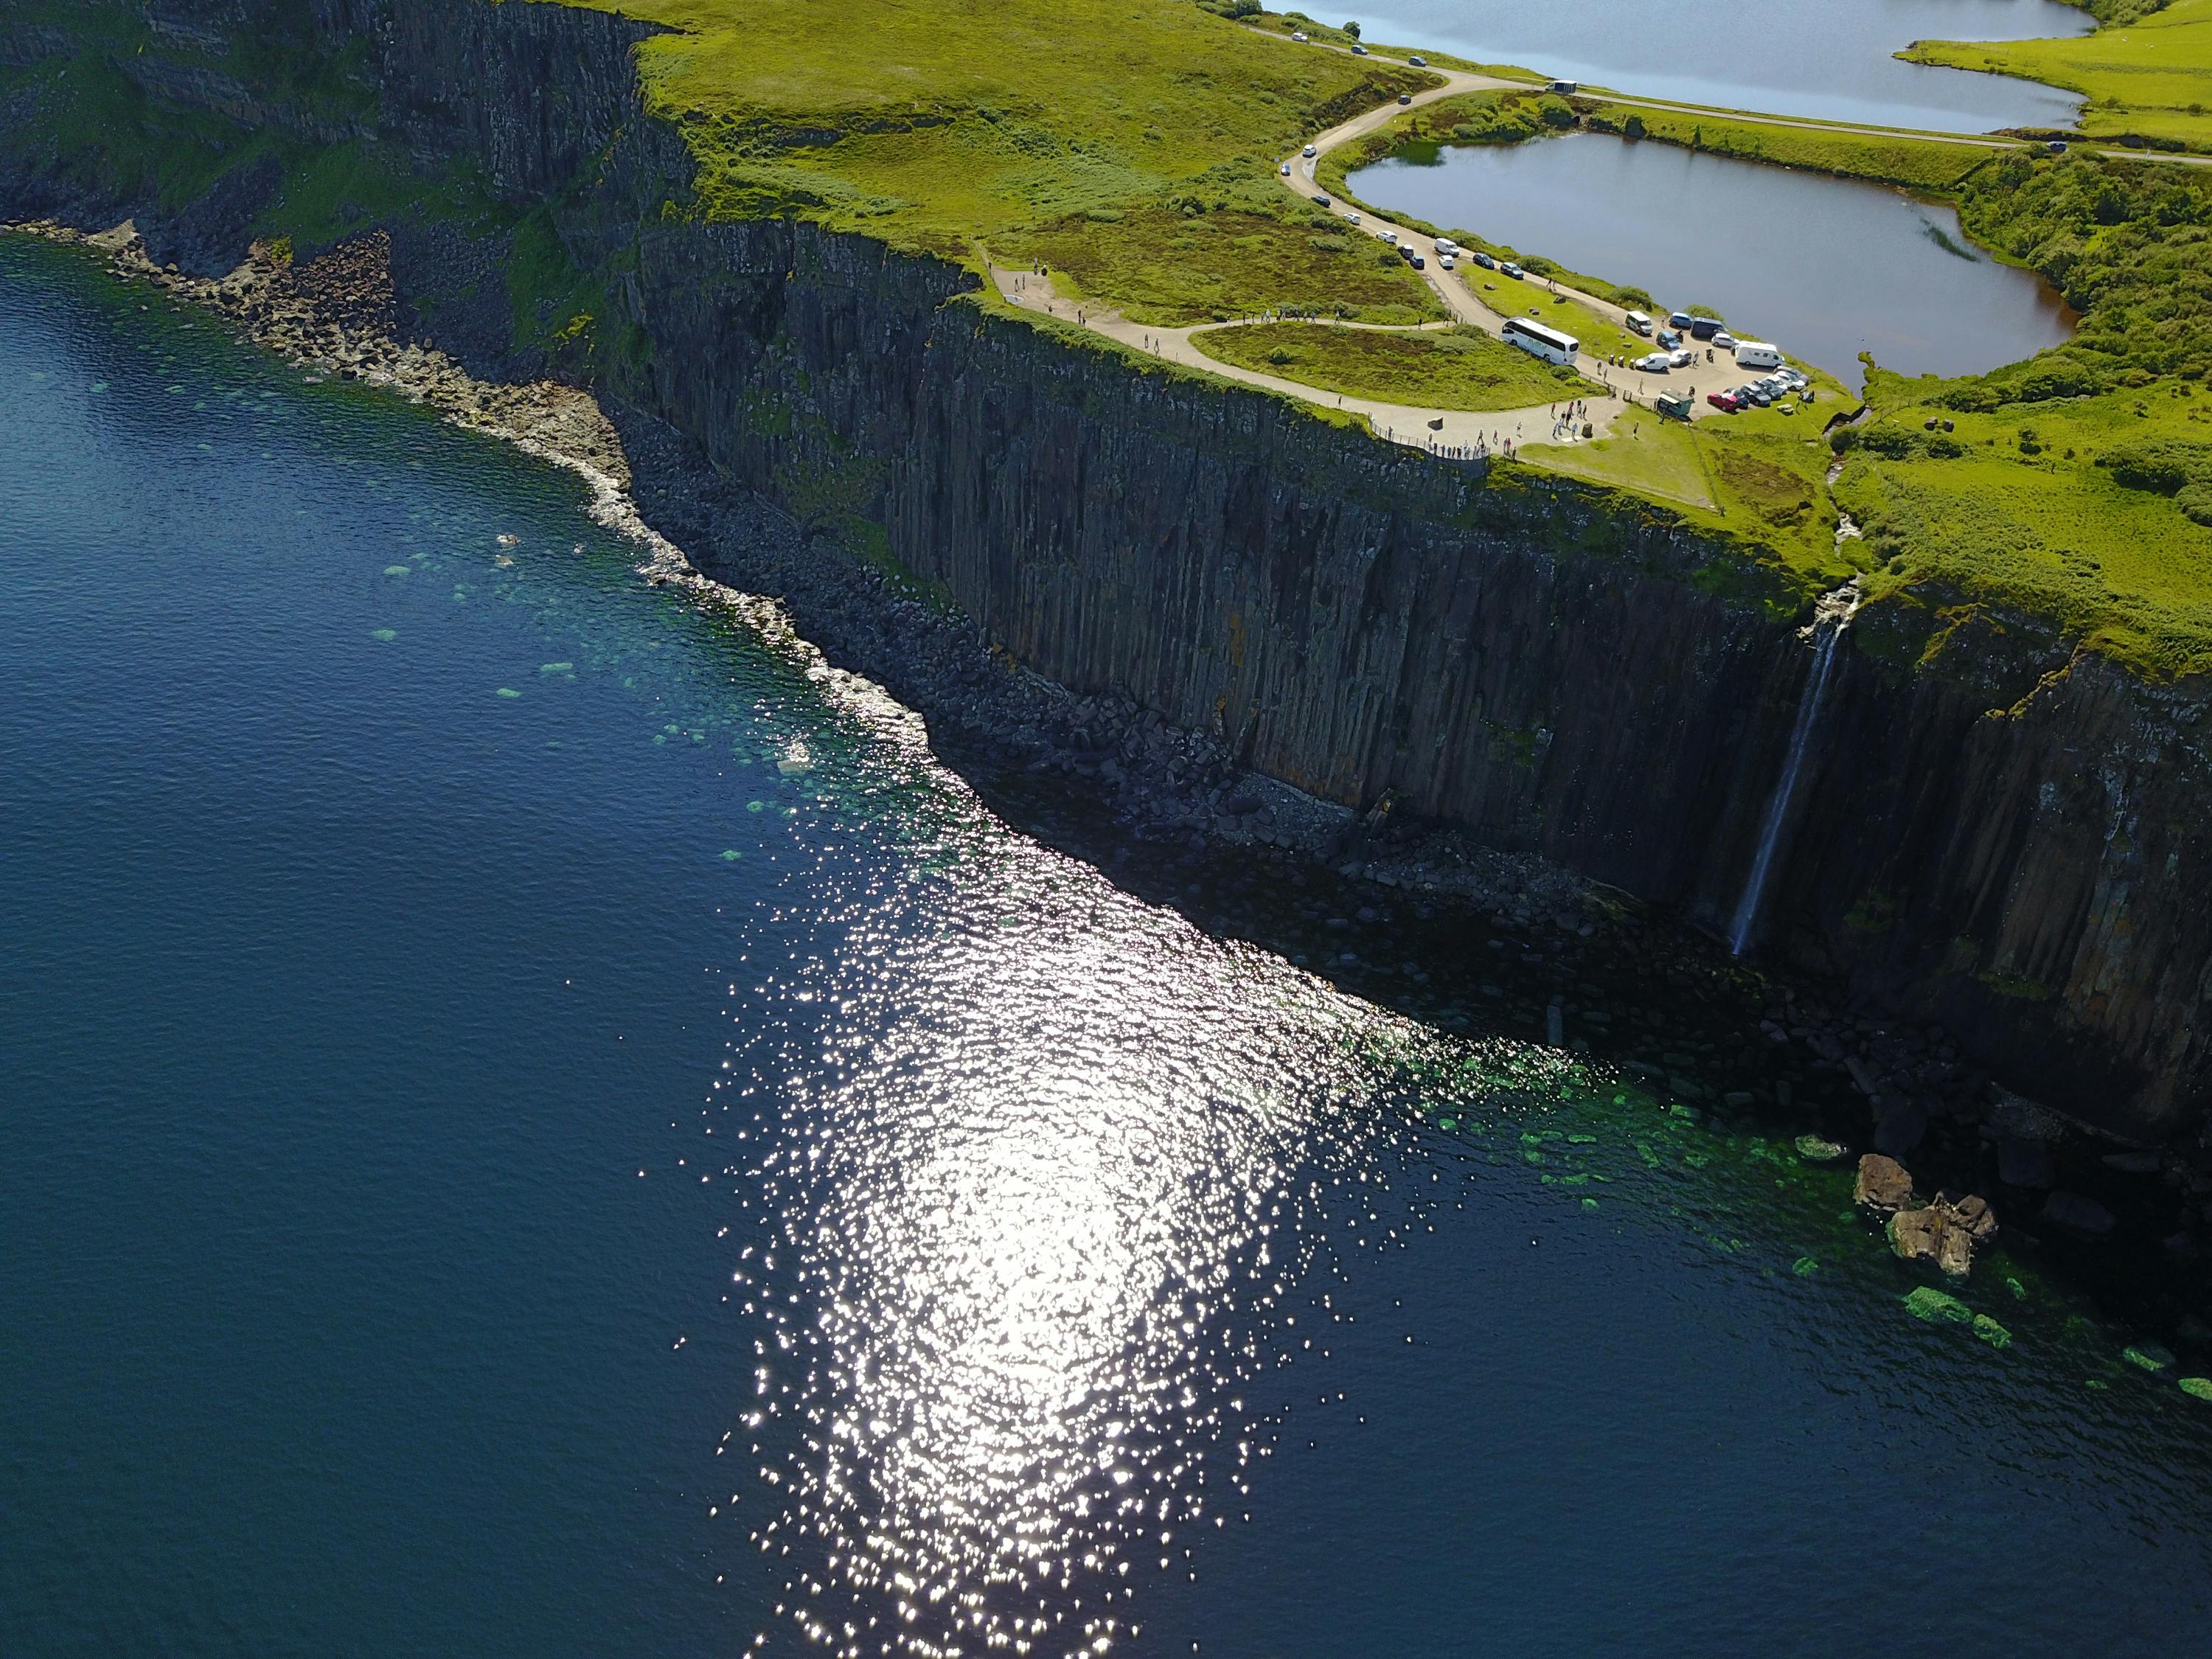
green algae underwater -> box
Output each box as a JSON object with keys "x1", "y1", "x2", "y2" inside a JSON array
[{"x1": 4, "y1": 233, "x2": 2211, "y2": 1658}]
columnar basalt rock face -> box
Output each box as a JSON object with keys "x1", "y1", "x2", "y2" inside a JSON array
[{"x1": 7, "y1": 0, "x2": 2209, "y2": 1142}]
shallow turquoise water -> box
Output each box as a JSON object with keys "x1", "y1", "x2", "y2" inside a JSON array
[{"x1": 4, "y1": 237, "x2": 2211, "y2": 1658}]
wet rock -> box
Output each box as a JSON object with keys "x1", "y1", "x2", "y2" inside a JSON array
[
  {"x1": 2124, "y1": 1341, "x2": 2177, "y2": 1373},
  {"x1": 1997, "y1": 1133, "x2": 2055, "y2": 1189},
  {"x1": 1795, "y1": 1134, "x2": 1846, "y2": 1163},
  {"x1": 1904, "y1": 1285, "x2": 1974, "y2": 1325},
  {"x1": 2042, "y1": 1190, "x2": 2117, "y2": 1238},
  {"x1": 2180, "y1": 1377, "x2": 2212, "y2": 1403},
  {"x1": 1887, "y1": 1192, "x2": 1997, "y2": 1277},
  {"x1": 1854, "y1": 1152, "x2": 1915, "y2": 1213}
]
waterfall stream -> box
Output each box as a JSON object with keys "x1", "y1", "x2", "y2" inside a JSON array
[{"x1": 1728, "y1": 605, "x2": 1854, "y2": 956}]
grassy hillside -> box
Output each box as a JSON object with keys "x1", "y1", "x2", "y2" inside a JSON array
[
  {"x1": 1189, "y1": 321, "x2": 1587, "y2": 407},
  {"x1": 1907, "y1": 0, "x2": 2212, "y2": 150}
]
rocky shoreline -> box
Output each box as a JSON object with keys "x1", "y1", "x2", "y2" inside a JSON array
[{"x1": 19, "y1": 215, "x2": 2211, "y2": 1355}]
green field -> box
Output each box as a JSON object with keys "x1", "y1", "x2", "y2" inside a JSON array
[
  {"x1": 1907, "y1": 0, "x2": 2212, "y2": 150},
  {"x1": 567, "y1": 0, "x2": 1430, "y2": 255},
  {"x1": 1189, "y1": 321, "x2": 1589, "y2": 407}
]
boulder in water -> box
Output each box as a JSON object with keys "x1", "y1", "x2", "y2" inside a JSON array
[
  {"x1": 1795, "y1": 1134, "x2": 1846, "y2": 1164},
  {"x1": 1855, "y1": 1153, "x2": 1915, "y2": 1213},
  {"x1": 1888, "y1": 1192, "x2": 1997, "y2": 1276},
  {"x1": 2124, "y1": 1342, "x2": 2177, "y2": 1374},
  {"x1": 1905, "y1": 1285, "x2": 1973, "y2": 1325}
]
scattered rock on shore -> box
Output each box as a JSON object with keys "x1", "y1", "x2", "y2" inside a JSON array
[
  {"x1": 1854, "y1": 1152, "x2": 1915, "y2": 1213},
  {"x1": 1888, "y1": 1192, "x2": 1998, "y2": 1277}
]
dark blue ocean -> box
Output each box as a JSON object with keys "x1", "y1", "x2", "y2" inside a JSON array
[{"x1": 4, "y1": 236, "x2": 2210, "y2": 1658}]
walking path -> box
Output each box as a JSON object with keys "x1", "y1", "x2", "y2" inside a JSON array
[{"x1": 989, "y1": 265, "x2": 1613, "y2": 458}]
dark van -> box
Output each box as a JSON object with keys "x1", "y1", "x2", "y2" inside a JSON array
[{"x1": 1689, "y1": 316, "x2": 1721, "y2": 341}]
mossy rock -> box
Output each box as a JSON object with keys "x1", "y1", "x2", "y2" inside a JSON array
[
  {"x1": 1905, "y1": 1286, "x2": 1974, "y2": 1325},
  {"x1": 1972, "y1": 1314, "x2": 2013, "y2": 1349},
  {"x1": 2124, "y1": 1341, "x2": 2178, "y2": 1373},
  {"x1": 2179, "y1": 1377, "x2": 2212, "y2": 1403},
  {"x1": 1795, "y1": 1135, "x2": 1847, "y2": 1163}
]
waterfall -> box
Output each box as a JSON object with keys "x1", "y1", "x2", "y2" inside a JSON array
[{"x1": 1728, "y1": 601, "x2": 1854, "y2": 956}]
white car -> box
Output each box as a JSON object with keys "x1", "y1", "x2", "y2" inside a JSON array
[
  {"x1": 1634, "y1": 352, "x2": 1672, "y2": 373},
  {"x1": 1439, "y1": 254, "x2": 1455, "y2": 270},
  {"x1": 1433, "y1": 237, "x2": 1458, "y2": 256},
  {"x1": 1344, "y1": 212, "x2": 1362, "y2": 226},
  {"x1": 1669, "y1": 347, "x2": 1697, "y2": 369},
  {"x1": 1292, "y1": 30, "x2": 1309, "y2": 41},
  {"x1": 1380, "y1": 229, "x2": 1398, "y2": 245},
  {"x1": 1302, "y1": 144, "x2": 1318, "y2": 158}
]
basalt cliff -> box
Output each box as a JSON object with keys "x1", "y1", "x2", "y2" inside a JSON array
[{"x1": 6, "y1": 0, "x2": 2208, "y2": 1147}]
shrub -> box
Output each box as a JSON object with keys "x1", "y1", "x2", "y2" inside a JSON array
[
  {"x1": 2098, "y1": 438, "x2": 2212, "y2": 493},
  {"x1": 1860, "y1": 425, "x2": 1920, "y2": 459},
  {"x1": 1622, "y1": 114, "x2": 1646, "y2": 140}
]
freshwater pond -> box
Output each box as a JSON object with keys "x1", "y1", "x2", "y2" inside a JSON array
[
  {"x1": 1354, "y1": 131, "x2": 2076, "y2": 383},
  {"x1": 1351, "y1": 0, "x2": 2089, "y2": 133},
  {"x1": 6, "y1": 237, "x2": 2210, "y2": 1657}
]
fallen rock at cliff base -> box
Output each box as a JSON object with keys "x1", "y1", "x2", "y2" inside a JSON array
[
  {"x1": 1997, "y1": 1133, "x2": 2056, "y2": 1189},
  {"x1": 1795, "y1": 1134, "x2": 1846, "y2": 1163},
  {"x1": 1887, "y1": 1192, "x2": 1998, "y2": 1276},
  {"x1": 2042, "y1": 1191, "x2": 2117, "y2": 1237},
  {"x1": 1855, "y1": 1153, "x2": 1915, "y2": 1212}
]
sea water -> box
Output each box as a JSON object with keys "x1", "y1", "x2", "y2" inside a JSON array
[{"x1": 4, "y1": 237, "x2": 2210, "y2": 1658}]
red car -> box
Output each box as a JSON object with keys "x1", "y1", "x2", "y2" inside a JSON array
[{"x1": 1707, "y1": 391, "x2": 1744, "y2": 412}]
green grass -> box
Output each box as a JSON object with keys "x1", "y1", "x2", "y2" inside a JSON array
[
  {"x1": 1188, "y1": 320, "x2": 1590, "y2": 407},
  {"x1": 1907, "y1": 0, "x2": 2212, "y2": 150},
  {"x1": 997, "y1": 201, "x2": 1441, "y2": 326},
  {"x1": 1574, "y1": 102, "x2": 2008, "y2": 192},
  {"x1": 561, "y1": 0, "x2": 1430, "y2": 256},
  {"x1": 1834, "y1": 377, "x2": 2212, "y2": 675}
]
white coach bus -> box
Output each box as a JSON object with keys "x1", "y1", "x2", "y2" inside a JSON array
[{"x1": 1501, "y1": 316, "x2": 1579, "y2": 366}]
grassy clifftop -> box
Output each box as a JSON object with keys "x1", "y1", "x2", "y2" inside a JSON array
[{"x1": 562, "y1": 0, "x2": 1441, "y2": 320}]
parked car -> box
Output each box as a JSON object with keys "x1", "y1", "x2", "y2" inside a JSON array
[
  {"x1": 1409, "y1": 253, "x2": 1426, "y2": 269},
  {"x1": 1469, "y1": 251, "x2": 1495, "y2": 270},
  {"x1": 1434, "y1": 238, "x2": 1458, "y2": 256},
  {"x1": 1397, "y1": 94, "x2": 1412, "y2": 105},
  {"x1": 1689, "y1": 317, "x2": 1721, "y2": 341},
  {"x1": 1747, "y1": 386, "x2": 1773, "y2": 406},
  {"x1": 1657, "y1": 329, "x2": 1683, "y2": 349},
  {"x1": 1711, "y1": 330, "x2": 1737, "y2": 350},
  {"x1": 1292, "y1": 30, "x2": 1309, "y2": 41},
  {"x1": 1302, "y1": 145, "x2": 1318, "y2": 158},
  {"x1": 1634, "y1": 352, "x2": 1672, "y2": 373},
  {"x1": 1344, "y1": 212, "x2": 1361, "y2": 225},
  {"x1": 1779, "y1": 369, "x2": 1808, "y2": 391},
  {"x1": 2048, "y1": 139, "x2": 2068, "y2": 154},
  {"x1": 1352, "y1": 44, "x2": 1368, "y2": 55},
  {"x1": 1668, "y1": 310, "x2": 1693, "y2": 330},
  {"x1": 1399, "y1": 244, "x2": 1417, "y2": 262},
  {"x1": 1500, "y1": 262, "x2": 1525, "y2": 279},
  {"x1": 1624, "y1": 310, "x2": 1654, "y2": 336},
  {"x1": 1548, "y1": 79, "x2": 1579, "y2": 94},
  {"x1": 1381, "y1": 229, "x2": 1398, "y2": 245},
  {"x1": 1408, "y1": 54, "x2": 1427, "y2": 66},
  {"x1": 1312, "y1": 193, "x2": 1332, "y2": 207},
  {"x1": 1669, "y1": 347, "x2": 1697, "y2": 368},
  {"x1": 1708, "y1": 391, "x2": 1743, "y2": 412},
  {"x1": 1279, "y1": 161, "x2": 1292, "y2": 175},
  {"x1": 1438, "y1": 254, "x2": 1455, "y2": 270}
]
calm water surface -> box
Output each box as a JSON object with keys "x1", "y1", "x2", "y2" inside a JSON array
[
  {"x1": 1354, "y1": 131, "x2": 2075, "y2": 382},
  {"x1": 1353, "y1": 0, "x2": 2088, "y2": 132},
  {"x1": 5, "y1": 237, "x2": 2211, "y2": 1658}
]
